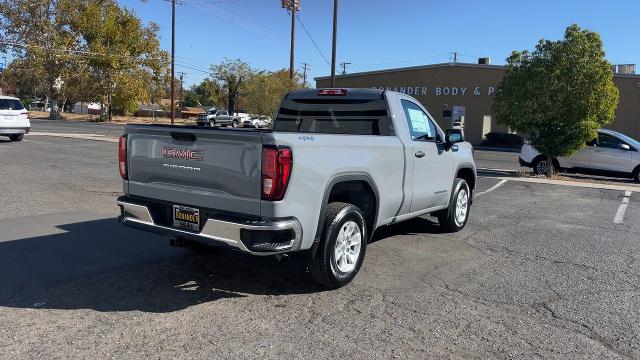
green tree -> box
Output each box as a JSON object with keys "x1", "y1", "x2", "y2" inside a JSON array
[
  {"x1": 211, "y1": 58, "x2": 252, "y2": 114},
  {"x1": 0, "y1": 0, "x2": 81, "y2": 119},
  {"x1": 243, "y1": 69, "x2": 304, "y2": 116},
  {"x1": 65, "y1": 0, "x2": 169, "y2": 120},
  {"x1": 493, "y1": 24, "x2": 619, "y2": 176}
]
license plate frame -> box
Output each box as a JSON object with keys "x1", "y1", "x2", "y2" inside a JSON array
[{"x1": 173, "y1": 205, "x2": 200, "y2": 232}]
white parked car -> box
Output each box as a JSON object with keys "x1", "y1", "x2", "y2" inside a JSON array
[
  {"x1": 249, "y1": 115, "x2": 272, "y2": 128},
  {"x1": 520, "y1": 129, "x2": 640, "y2": 182},
  {"x1": 0, "y1": 96, "x2": 30, "y2": 142}
]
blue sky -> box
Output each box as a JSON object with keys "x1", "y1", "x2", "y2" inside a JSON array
[{"x1": 119, "y1": 0, "x2": 640, "y2": 87}]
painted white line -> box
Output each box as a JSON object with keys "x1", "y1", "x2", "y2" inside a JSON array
[
  {"x1": 475, "y1": 179, "x2": 509, "y2": 197},
  {"x1": 614, "y1": 191, "x2": 632, "y2": 224},
  {"x1": 503, "y1": 177, "x2": 640, "y2": 193},
  {"x1": 477, "y1": 167, "x2": 519, "y2": 173}
]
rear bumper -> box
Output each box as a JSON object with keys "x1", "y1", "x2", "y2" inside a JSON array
[
  {"x1": 0, "y1": 127, "x2": 30, "y2": 135},
  {"x1": 117, "y1": 198, "x2": 303, "y2": 255}
]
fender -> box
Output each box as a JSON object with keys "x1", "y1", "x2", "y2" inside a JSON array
[
  {"x1": 309, "y1": 172, "x2": 380, "y2": 258},
  {"x1": 454, "y1": 163, "x2": 477, "y2": 203}
]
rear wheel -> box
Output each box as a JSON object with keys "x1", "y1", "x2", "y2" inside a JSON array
[
  {"x1": 633, "y1": 166, "x2": 640, "y2": 183},
  {"x1": 9, "y1": 134, "x2": 24, "y2": 142},
  {"x1": 232, "y1": 120, "x2": 239, "y2": 128},
  {"x1": 309, "y1": 202, "x2": 367, "y2": 289},
  {"x1": 532, "y1": 156, "x2": 558, "y2": 175},
  {"x1": 209, "y1": 120, "x2": 216, "y2": 127},
  {"x1": 438, "y1": 178, "x2": 471, "y2": 233}
]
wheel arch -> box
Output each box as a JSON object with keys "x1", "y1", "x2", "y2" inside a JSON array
[{"x1": 310, "y1": 173, "x2": 380, "y2": 257}]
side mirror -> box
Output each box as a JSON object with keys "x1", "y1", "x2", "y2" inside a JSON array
[
  {"x1": 446, "y1": 129, "x2": 464, "y2": 144},
  {"x1": 620, "y1": 143, "x2": 631, "y2": 151}
]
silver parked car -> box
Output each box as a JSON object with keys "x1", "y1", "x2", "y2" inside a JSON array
[{"x1": 519, "y1": 129, "x2": 640, "y2": 182}]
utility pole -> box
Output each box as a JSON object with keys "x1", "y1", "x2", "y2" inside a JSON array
[
  {"x1": 301, "y1": 62, "x2": 310, "y2": 86},
  {"x1": 282, "y1": 0, "x2": 300, "y2": 80},
  {"x1": 178, "y1": 72, "x2": 185, "y2": 118},
  {"x1": 450, "y1": 51, "x2": 458, "y2": 63},
  {"x1": 330, "y1": 0, "x2": 338, "y2": 87},
  {"x1": 170, "y1": 0, "x2": 176, "y2": 124},
  {"x1": 340, "y1": 62, "x2": 350, "y2": 75}
]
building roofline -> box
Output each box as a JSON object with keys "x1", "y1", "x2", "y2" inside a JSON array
[
  {"x1": 314, "y1": 62, "x2": 505, "y2": 81},
  {"x1": 314, "y1": 61, "x2": 640, "y2": 81}
]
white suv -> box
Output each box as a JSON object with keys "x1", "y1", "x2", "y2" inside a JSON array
[
  {"x1": 520, "y1": 129, "x2": 640, "y2": 182},
  {"x1": 0, "y1": 96, "x2": 30, "y2": 142}
]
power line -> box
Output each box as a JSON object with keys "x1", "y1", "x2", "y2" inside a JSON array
[
  {"x1": 174, "y1": 61, "x2": 209, "y2": 74},
  {"x1": 296, "y1": 13, "x2": 331, "y2": 67}
]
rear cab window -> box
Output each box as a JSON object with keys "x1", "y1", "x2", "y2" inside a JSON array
[{"x1": 274, "y1": 93, "x2": 395, "y2": 136}]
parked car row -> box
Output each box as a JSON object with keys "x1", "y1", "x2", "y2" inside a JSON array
[
  {"x1": 520, "y1": 129, "x2": 640, "y2": 182},
  {"x1": 196, "y1": 108, "x2": 272, "y2": 128}
]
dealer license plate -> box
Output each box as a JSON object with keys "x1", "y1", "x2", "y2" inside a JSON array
[{"x1": 173, "y1": 205, "x2": 200, "y2": 232}]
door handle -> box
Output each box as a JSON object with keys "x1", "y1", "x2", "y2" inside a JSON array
[{"x1": 415, "y1": 151, "x2": 425, "y2": 158}]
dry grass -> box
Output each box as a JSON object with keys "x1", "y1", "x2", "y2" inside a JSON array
[{"x1": 28, "y1": 111, "x2": 197, "y2": 125}]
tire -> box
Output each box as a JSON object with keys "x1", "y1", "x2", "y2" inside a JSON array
[
  {"x1": 209, "y1": 120, "x2": 216, "y2": 127},
  {"x1": 9, "y1": 134, "x2": 24, "y2": 142},
  {"x1": 633, "y1": 166, "x2": 640, "y2": 183},
  {"x1": 309, "y1": 202, "x2": 367, "y2": 289},
  {"x1": 231, "y1": 120, "x2": 239, "y2": 128},
  {"x1": 532, "y1": 156, "x2": 558, "y2": 175},
  {"x1": 437, "y1": 178, "x2": 471, "y2": 233}
]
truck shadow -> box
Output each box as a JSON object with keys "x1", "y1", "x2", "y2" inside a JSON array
[
  {"x1": 0, "y1": 218, "x2": 320, "y2": 313},
  {"x1": 0, "y1": 216, "x2": 446, "y2": 313},
  {"x1": 370, "y1": 216, "x2": 443, "y2": 243}
]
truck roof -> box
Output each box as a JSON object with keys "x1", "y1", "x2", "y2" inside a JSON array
[{"x1": 286, "y1": 88, "x2": 384, "y2": 100}]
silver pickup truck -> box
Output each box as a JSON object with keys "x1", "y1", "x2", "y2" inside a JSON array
[{"x1": 117, "y1": 88, "x2": 476, "y2": 288}]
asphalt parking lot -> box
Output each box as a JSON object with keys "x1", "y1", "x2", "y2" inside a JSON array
[{"x1": 1, "y1": 130, "x2": 639, "y2": 359}]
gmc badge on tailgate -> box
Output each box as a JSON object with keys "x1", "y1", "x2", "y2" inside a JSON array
[{"x1": 162, "y1": 147, "x2": 204, "y2": 161}]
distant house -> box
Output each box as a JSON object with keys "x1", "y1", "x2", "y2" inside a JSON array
[{"x1": 181, "y1": 106, "x2": 205, "y2": 119}]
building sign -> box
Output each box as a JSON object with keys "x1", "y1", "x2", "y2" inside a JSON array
[{"x1": 373, "y1": 85, "x2": 496, "y2": 97}]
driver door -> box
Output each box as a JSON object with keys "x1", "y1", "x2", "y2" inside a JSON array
[
  {"x1": 590, "y1": 133, "x2": 633, "y2": 172},
  {"x1": 400, "y1": 99, "x2": 454, "y2": 212}
]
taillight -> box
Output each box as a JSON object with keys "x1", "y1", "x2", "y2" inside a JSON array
[
  {"x1": 262, "y1": 146, "x2": 292, "y2": 201},
  {"x1": 118, "y1": 135, "x2": 127, "y2": 179}
]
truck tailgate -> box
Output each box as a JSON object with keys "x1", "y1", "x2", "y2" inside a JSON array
[{"x1": 125, "y1": 125, "x2": 263, "y2": 216}]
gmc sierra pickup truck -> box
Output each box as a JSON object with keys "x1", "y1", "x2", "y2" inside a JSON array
[{"x1": 117, "y1": 88, "x2": 476, "y2": 288}]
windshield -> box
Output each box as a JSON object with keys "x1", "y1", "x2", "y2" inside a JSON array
[{"x1": 0, "y1": 99, "x2": 25, "y2": 110}]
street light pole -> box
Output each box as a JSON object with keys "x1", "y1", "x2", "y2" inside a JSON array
[
  {"x1": 170, "y1": 0, "x2": 176, "y2": 124},
  {"x1": 330, "y1": 0, "x2": 338, "y2": 87}
]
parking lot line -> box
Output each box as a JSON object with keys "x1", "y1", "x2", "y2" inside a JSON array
[
  {"x1": 475, "y1": 179, "x2": 509, "y2": 197},
  {"x1": 614, "y1": 191, "x2": 632, "y2": 224}
]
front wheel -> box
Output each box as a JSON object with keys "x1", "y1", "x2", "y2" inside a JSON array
[
  {"x1": 437, "y1": 178, "x2": 471, "y2": 233},
  {"x1": 209, "y1": 120, "x2": 216, "y2": 127},
  {"x1": 9, "y1": 134, "x2": 24, "y2": 142},
  {"x1": 633, "y1": 166, "x2": 640, "y2": 183},
  {"x1": 309, "y1": 202, "x2": 367, "y2": 289},
  {"x1": 231, "y1": 120, "x2": 239, "y2": 128}
]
